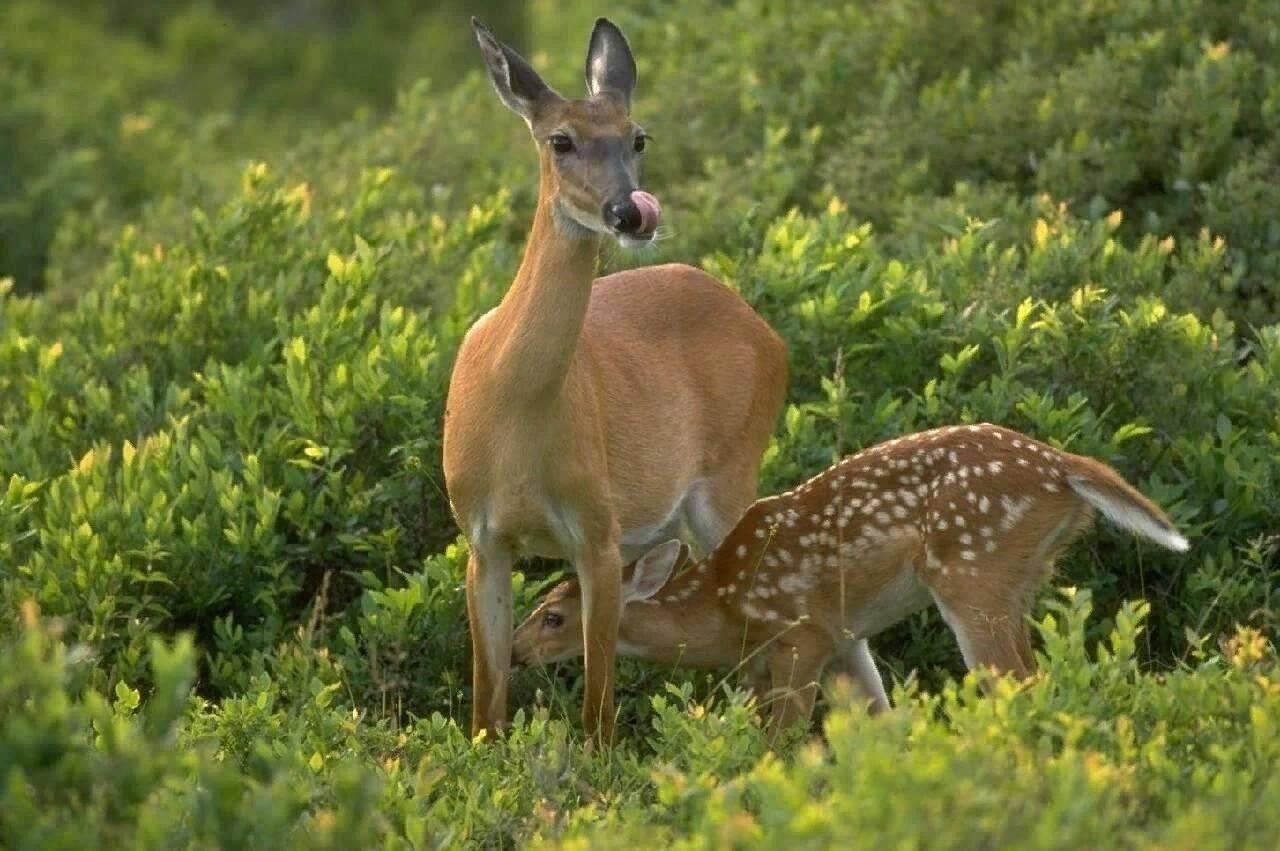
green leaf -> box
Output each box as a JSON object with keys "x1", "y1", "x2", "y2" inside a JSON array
[
  {"x1": 114, "y1": 681, "x2": 141, "y2": 712},
  {"x1": 1112, "y1": 423, "x2": 1152, "y2": 445},
  {"x1": 326, "y1": 251, "x2": 346, "y2": 280}
]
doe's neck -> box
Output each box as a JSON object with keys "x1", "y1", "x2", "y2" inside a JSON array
[{"x1": 492, "y1": 161, "x2": 603, "y2": 400}]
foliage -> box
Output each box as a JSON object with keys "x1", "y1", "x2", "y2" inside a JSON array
[
  {"x1": 0, "y1": 0, "x2": 539, "y2": 294},
  {"x1": 2, "y1": 0, "x2": 1279, "y2": 846},
  {"x1": 3, "y1": 593, "x2": 1278, "y2": 847},
  {"x1": 541, "y1": 594, "x2": 1280, "y2": 850}
]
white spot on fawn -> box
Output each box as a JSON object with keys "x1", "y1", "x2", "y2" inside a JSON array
[
  {"x1": 778, "y1": 574, "x2": 810, "y2": 594},
  {"x1": 1000, "y1": 494, "x2": 1034, "y2": 530}
]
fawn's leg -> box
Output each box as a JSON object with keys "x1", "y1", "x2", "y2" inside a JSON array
[
  {"x1": 829, "y1": 638, "x2": 890, "y2": 713},
  {"x1": 1014, "y1": 618, "x2": 1036, "y2": 673},
  {"x1": 765, "y1": 626, "x2": 833, "y2": 744},
  {"x1": 932, "y1": 590, "x2": 1033, "y2": 685}
]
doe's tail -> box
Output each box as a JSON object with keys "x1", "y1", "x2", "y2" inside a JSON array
[{"x1": 1064, "y1": 454, "x2": 1189, "y2": 552}]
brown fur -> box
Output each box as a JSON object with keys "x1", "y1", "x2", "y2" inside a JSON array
[
  {"x1": 444, "y1": 21, "x2": 787, "y2": 743},
  {"x1": 513, "y1": 424, "x2": 1187, "y2": 743}
]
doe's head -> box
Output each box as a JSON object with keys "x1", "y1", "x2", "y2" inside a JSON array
[
  {"x1": 511, "y1": 540, "x2": 686, "y2": 668},
  {"x1": 472, "y1": 17, "x2": 661, "y2": 246}
]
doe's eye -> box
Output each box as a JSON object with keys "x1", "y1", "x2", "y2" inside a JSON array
[
  {"x1": 550, "y1": 134, "x2": 574, "y2": 154},
  {"x1": 542, "y1": 611, "x2": 564, "y2": 629},
  {"x1": 633, "y1": 134, "x2": 648, "y2": 153}
]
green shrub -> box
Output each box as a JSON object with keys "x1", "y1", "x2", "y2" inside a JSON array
[
  {"x1": 5, "y1": 592, "x2": 1277, "y2": 848},
  {"x1": 0, "y1": 2, "x2": 214, "y2": 294},
  {"x1": 3, "y1": 0, "x2": 1280, "y2": 844},
  {"x1": 534, "y1": 593, "x2": 1280, "y2": 849},
  {"x1": 618, "y1": 0, "x2": 1280, "y2": 324}
]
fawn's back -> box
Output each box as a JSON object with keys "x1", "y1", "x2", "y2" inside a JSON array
[{"x1": 700, "y1": 423, "x2": 1184, "y2": 654}]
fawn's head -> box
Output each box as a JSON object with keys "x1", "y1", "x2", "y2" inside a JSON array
[
  {"x1": 473, "y1": 17, "x2": 661, "y2": 247},
  {"x1": 511, "y1": 540, "x2": 687, "y2": 667}
]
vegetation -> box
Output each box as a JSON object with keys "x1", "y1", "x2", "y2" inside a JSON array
[{"x1": 2, "y1": 0, "x2": 1277, "y2": 846}]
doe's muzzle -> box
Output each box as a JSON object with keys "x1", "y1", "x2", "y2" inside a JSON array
[{"x1": 603, "y1": 190, "x2": 661, "y2": 235}]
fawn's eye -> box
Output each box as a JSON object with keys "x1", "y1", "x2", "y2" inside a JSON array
[
  {"x1": 550, "y1": 134, "x2": 574, "y2": 154},
  {"x1": 542, "y1": 611, "x2": 564, "y2": 629},
  {"x1": 633, "y1": 134, "x2": 648, "y2": 153}
]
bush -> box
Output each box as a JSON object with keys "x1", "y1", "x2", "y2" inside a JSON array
[
  {"x1": 0, "y1": 2, "x2": 216, "y2": 294},
  {"x1": 625, "y1": 0, "x2": 1280, "y2": 325},
  {"x1": 0, "y1": 0, "x2": 541, "y2": 295},
  {"x1": 4, "y1": 592, "x2": 1277, "y2": 847},
  {"x1": 544, "y1": 593, "x2": 1280, "y2": 849},
  {"x1": 3, "y1": 0, "x2": 1279, "y2": 845}
]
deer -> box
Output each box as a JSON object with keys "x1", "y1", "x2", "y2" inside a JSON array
[
  {"x1": 511, "y1": 423, "x2": 1189, "y2": 741},
  {"x1": 442, "y1": 18, "x2": 788, "y2": 744}
]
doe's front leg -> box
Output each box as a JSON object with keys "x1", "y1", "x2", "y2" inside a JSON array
[
  {"x1": 576, "y1": 537, "x2": 624, "y2": 745},
  {"x1": 466, "y1": 548, "x2": 514, "y2": 739}
]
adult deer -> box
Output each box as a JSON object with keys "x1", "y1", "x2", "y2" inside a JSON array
[
  {"x1": 512, "y1": 423, "x2": 1188, "y2": 741},
  {"x1": 443, "y1": 18, "x2": 787, "y2": 743}
]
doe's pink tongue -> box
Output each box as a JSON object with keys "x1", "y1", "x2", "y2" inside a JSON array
[{"x1": 630, "y1": 190, "x2": 661, "y2": 233}]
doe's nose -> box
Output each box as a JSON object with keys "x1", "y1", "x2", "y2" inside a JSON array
[
  {"x1": 603, "y1": 198, "x2": 643, "y2": 234},
  {"x1": 603, "y1": 190, "x2": 661, "y2": 234}
]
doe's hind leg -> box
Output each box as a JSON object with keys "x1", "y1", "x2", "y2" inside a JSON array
[{"x1": 685, "y1": 470, "x2": 756, "y2": 555}]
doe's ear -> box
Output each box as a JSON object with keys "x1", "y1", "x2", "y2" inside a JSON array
[
  {"x1": 472, "y1": 17, "x2": 559, "y2": 122},
  {"x1": 623, "y1": 539, "x2": 687, "y2": 603},
  {"x1": 584, "y1": 17, "x2": 637, "y2": 109}
]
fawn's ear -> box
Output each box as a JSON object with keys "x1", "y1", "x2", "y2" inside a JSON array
[
  {"x1": 623, "y1": 539, "x2": 686, "y2": 603},
  {"x1": 473, "y1": 17, "x2": 560, "y2": 123},
  {"x1": 584, "y1": 17, "x2": 637, "y2": 110}
]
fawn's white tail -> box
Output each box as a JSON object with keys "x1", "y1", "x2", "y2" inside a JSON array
[{"x1": 1064, "y1": 457, "x2": 1189, "y2": 552}]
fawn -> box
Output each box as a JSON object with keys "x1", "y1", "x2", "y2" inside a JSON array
[
  {"x1": 443, "y1": 19, "x2": 787, "y2": 743},
  {"x1": 512, "y1": 423, "x2": 1188, "y2": 740}
]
